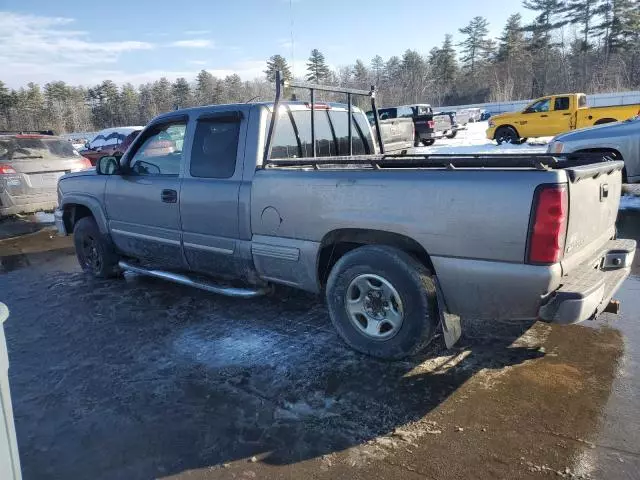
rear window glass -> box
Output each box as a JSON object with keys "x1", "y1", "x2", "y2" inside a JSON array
[
  {"x1": 0, "y1": 137, "x2": 77, "y2": 161},
  {"x1": 269, "y1": 108, "x2": 373, "y2": 159},
  {"x1": 190, "y1": 120, "x2": 240, "y2": 178},
  {"x1": 378, "y1": 108, "x2": 397, "y2": 120}
]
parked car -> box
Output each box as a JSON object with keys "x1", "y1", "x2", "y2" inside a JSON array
[
  {"x1": 80, "y1": 126, "x2": 143, "y2": 165},
  {"x1": 487, "y1": 93, "x2": 640, "y2": 144},
  {"x1": 365, "y1": 111, "x2": 414, "y2": 153},
  {"x1": 455, "y1": 108, "x2": 481, "y2": 125},
  {"x1": 55, "y1": 80, "x2": 634, "y2": 360},
  {"x1": 480, "y1": 110, "x2": 492, "y2": 122},
  {"x1": 434, "y1": 111, "x2": 461, "y2": 139},
  {"x1": 548, "y1": 115, "x2": 640, "y2": 182},
  {"x1": 377, "y1": 104, "x2": 443, "y2": 146},
  {"x1": 0, "y1": 132, "x2": 92, "y2": 216}
]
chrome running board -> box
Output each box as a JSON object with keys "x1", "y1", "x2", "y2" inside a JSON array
[{"x1": 118, "y1": 261, "x2": 267, "y2": 299}]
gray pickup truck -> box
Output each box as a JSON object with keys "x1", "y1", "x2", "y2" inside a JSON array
[{"x1": 55, "y1": 76, "x2": 635, "y2": 359}]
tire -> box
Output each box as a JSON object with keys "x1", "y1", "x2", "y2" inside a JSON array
[
  {"x1": 594, "y1": 118, "x2": 617, "y2": 125},
  {"x1": 494, "y1": 126, "x2": 519, "y2": 145},
  {"x1": 414, "y1": 134, "x2": 421, "y2": 147},
  {"x1": 73, "y1": 216, "x2": 120, "y2": 278},
  {"x1": 421, "y1": 139, "x2": 435, "y2": 147},
  {"x1": 446, "y1": 130, "x2": 458, "y2": 139},
  {"x1": 326, "y1": 245, "x2": 438, "y2": 359}
]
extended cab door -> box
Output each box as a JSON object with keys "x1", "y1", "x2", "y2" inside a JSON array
[
  {"x1": 179, "y1": 110, "x2": 247, "y2": 278},
  {"x1": 104, "y1": 117, "x2": 188, "y2": 269}
]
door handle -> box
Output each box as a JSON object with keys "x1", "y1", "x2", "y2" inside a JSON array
[
  {"x1": 540, "y1": 114, "x2": 548, "y2": 117},
  {"x1": 161, "y1": 189, "x2": 177, "y2": 203}
]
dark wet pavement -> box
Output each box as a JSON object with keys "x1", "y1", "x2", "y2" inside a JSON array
[{"x1": 0, "y1": 221, "x2": 639, "y2": 479}]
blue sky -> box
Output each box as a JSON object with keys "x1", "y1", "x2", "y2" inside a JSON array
[{"x1": 0, "y1": 0, "x2": 536, "y2": 88}]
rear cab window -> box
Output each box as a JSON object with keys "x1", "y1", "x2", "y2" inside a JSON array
[{"x1": 269, "y1": 105, "x2": 374, "y2": 159}]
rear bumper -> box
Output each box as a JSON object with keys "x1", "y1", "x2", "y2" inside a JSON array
[
  {"x1": 539, "y1": 239, "x2": 636, "y2": 324},
  {"x1": 0, "y1": 192, "x2": 58, "y2": 216}
]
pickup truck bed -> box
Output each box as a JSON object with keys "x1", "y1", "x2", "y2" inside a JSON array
[{"x1": 55, "y1": 75, "x2": 635, "y2": 360}]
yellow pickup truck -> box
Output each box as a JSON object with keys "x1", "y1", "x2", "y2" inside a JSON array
[{"x1": 486, "y1": 93, "x2": 640, "y2": 144}]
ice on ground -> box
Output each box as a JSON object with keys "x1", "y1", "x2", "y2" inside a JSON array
[
  {"x1": 33, "y1": 212, "x2": 55, "y2": 224},
  {"x1": 619, "y1": 195, "x2": 640, "y2": 210},
  {"x1": 412, "y1": 121, "x2": 550, "y2": 155}
]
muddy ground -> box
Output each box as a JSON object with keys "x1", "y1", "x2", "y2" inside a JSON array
[{"x1": 1, "y1": 215, "x2": 639, "y2": 480}]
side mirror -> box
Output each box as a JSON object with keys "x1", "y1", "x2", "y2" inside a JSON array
[{"x1": 96, "y1": 156, "x2": 120, "y2": 175}]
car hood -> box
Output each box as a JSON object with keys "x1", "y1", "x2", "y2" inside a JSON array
[
  {"x1": 490, "y1": 112, "x2": 520, "y2": 124},
  {"x1": 60, "y1": 168, "x2": 97, "y2": 181}
]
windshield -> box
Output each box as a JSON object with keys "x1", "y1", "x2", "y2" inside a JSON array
[{"x1": 0, "y1": 137, "x2": 78, "y2": 161}]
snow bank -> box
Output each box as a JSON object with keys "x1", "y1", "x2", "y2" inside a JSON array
[{"x1": 412, "y1": 121, "x2": 550, "y2": 155}]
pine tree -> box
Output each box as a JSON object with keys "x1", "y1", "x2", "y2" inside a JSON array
[
  {"x1": 195, "y1": 70, "x2": 217, "y2": 105},
  {"x1": 152, "y1": 78, "x2": 173, "y2": 114},
  {"x1": 306, "y1": 49, "x2": 331, "y2": 83},
  {"x1": 264, "y1": 54, "x2": 292, "y2": 83},
  {"x1": 439, "y1": 34, "x2": 459, "y2": 85},
  {"x1": 171, "y1": 77, "x2": 192, "y2": 109},
  {"x1": 352, "y1": 59, "x2": 369, "y2": 86},
  {"x1": 497, "y1": 14, "x2": 526, "y2": 62},
  {"x1": 458, "y1": 16, "x2": 490, "y2": 74},
  {"x1": 370, "y1": 55, "x2": 385, "y2": 86}
]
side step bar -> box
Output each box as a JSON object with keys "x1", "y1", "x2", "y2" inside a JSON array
[{"x1": 118, "y1": 261, "x2": 268, "y2": 299}]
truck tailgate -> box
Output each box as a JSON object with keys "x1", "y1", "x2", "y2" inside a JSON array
[{"x1": 561, "y1": 160, "x2": 624, "y2": 273}]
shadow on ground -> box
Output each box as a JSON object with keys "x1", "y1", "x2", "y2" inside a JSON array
[{"x1": 1, "y1": 259, "x2": 546, "y2": 479}]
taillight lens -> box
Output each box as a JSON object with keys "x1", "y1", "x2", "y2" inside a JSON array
[
  {"x1": 79, "y1": 157, "x2": 93, "y2": 169},
  {"x1": 528, "y1": 185, "x2": 568, "y2": 264},
  {"x1": 427, "y1": 120, "x2": 434, "y2": 129},
  {"x1": 0, "y1": 164, "x2": 17, "y2": 174}
]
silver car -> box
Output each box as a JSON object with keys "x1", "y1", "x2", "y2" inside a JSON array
[
  {"x1": 0, "y1": 133, "x2": 92, "y2": 216},
  {"x1": 548, "y1": 115, "x2": 640, "y2": 182}
]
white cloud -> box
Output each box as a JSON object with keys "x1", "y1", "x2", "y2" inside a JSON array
[
  {"x1": 169, "y1": 39, "x2": 213, "y2": 48},
  {"x1": 184, "y1": 29, "x2": 211, "y2": 35},
  {"x1": 0, "y1": 11, "x2": 153, "y2": 87}
]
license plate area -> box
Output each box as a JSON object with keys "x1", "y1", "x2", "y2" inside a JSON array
[{"x1": 27, "y1": 171, "x2": 66, "y2": 188}]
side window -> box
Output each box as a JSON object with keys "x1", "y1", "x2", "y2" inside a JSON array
[
  {"x1": 190, "y1": 119, "x2": 240, "y2": 178},
  {"x1": 129, "y1": 121, "x2": 186, "y2": 176},
  {"x1": 525, "y1": 98, "x2": 550, "y2": 113},
  {"x1": 291, "y1": 110, "x2": 336, "y2": 157},
  {"x1": 328, "y1": 111, "x2": 370, "y2": 155},
  {"x1": 578, "y1": 95, "x2": 587, "y2": 108},
  {"x1": 554, "y1": 97, "x2": 570, "y2": 111},
  {"x1": 378, "y1": 108, "x2": 396, "y2": 120}
]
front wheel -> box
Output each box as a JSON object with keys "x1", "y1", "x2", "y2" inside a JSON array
[
  {"x1": 326, "y1": 245, "x2": 438, "y2": 359},
  {"x1": 73, "y1": 217, "x2": 120, "y2": 278},
  {"x1": 495, "y1": 126, "x2": 519, "y2": 145}
]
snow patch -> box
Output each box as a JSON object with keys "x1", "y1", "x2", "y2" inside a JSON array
[
  {"x1": 33, "y1": 212, "x2": 55, "y2": 224},
  {"x1": 412, "y1": 121, "x2": 550, "y2": 155}
]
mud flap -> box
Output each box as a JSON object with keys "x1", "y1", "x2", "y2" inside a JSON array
[{"x1": 434, "y1": 277, "x2": 461, "y2": 349}]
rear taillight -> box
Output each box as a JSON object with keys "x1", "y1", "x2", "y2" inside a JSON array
[
  {"x1": 427, "y1": 120, "x2": 434, "y2": 129},
  {"x1": 79, "y1": 157, "x2": 93, "y2": 169},
  {"x1": 0, "y1": 164, "x2": 17, "y2": 174},
  {"x1": 527, "y1": 185, "x2": 568, "y2": 264}
]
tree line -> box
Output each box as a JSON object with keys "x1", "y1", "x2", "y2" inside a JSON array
[{"x1": 1, "y1": 0, "x2": 639, "y2": 134}]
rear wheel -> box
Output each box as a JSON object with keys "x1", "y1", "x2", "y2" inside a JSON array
[
  {"x1": 73, "y1": 217, "x2": 120, "y2": 278},
  {"x1": 326, "y1": 245, "x2": 438, "y2": 359},
  {"x1": 594, "y1": 118, "x2": 617, "y2": 125},
  {"x1": 495, "y1": 126, "x2": 519, "y2": 145},
  {"x1": 446, "y1": 130, "x2": 458, "y2": 139},
  {"x1": 421, "y1": 139, "x2": 435, "y2": 147}
]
